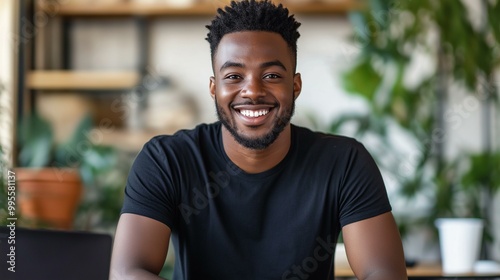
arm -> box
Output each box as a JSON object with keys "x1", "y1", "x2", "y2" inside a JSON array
[
  {"x1": 342, "y1": 212, "x2": 407, "y2": 280},
  {"x1": 110, "y1": 213, "x2": 171, "y2": 280}
]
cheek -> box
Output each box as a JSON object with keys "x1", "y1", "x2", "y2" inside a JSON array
[
  {"x1": 216, "y1": 83, "x2": 240, "y2": 100},
  {"x1": 213, "y1": 90, "x2": 232, "y2": 108},
  {"x1": 276, "y1": 85, "x2": 295, "y2": 102}
]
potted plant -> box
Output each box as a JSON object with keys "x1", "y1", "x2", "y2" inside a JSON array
[
  {"x1": 16, "y1": 113, "x2": 87, "y2": 229},
  {"x1": 16, "y1": 111, "x2": 133, "y2": 231},
  {"x1": 331, "y1": 0, "x2": 500, "y2": 264}
]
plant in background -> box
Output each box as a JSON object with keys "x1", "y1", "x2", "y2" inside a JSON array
[
  {"x1": 332, "y1": 0, "x2": 500, "y2": 250},
  {"x1": 76, "y1": 148, "x2": 129, "y2": 231},
  {"x1": 17, "y1": 113, "x2": 127, "y2": 231},
  {"x1": 18, "y1": 113, "x2": 100, "y2": 169},
  {"x1": 460, "y1": 151, "x2": 500, "y2": 242}
]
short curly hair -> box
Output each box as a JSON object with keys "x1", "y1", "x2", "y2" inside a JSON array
[{"x1": 206, "y1": 0, "x2": 301, "y2": 69}]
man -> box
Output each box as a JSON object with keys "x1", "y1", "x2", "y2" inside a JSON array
[{"x1": 111, "y1": 1, "x2": 407, "y2": 279}]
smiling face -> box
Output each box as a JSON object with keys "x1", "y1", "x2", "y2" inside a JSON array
[{"x1": 209, "y1": 31, "x2": 302, "y2": 150}]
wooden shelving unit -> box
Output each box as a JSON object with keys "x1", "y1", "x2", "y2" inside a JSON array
[
  {"x1": 27, "y1": 70, "x2": 140, "y2": 90},
  {"x1": 30, "y1": 0, "x2": 362, "y2": 92},
  {"x1": 37, "y1": 1, "x2": 362, "y2": 17},
  {"x1": 27, "y1": 70, "x2": 147, "y2": 151},
  {"x1": 90, "y1": 128, "x2": 169, "y2": 151},
  {"x1": 26, "y1": 0, "x2": 362, "y2": 151}
]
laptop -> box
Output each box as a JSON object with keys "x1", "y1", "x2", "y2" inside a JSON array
[{"x1": 0, "y1": 226, "x2": 113, "y2": 280}]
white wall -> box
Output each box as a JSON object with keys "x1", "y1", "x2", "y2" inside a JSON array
[{"x1": 71, "y1": 15, "x2": 363, "y2": 127}]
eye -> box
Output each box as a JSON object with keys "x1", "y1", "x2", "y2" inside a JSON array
[
  {"x1": 264, "y1": 73, "x2": 281, "y2": 79},
  {"x1": 225, "y1": 74, "x2": 242, "y2": 80}
]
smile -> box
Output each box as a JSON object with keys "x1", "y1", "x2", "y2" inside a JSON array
[
  {"x1": 239, "y1": 109, "x2": 270, "y2": 118},
  {"x1": 232, "y1": 104, "x2": 275, "y2": 126}
]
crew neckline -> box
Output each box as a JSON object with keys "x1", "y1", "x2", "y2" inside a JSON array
[{"x1": 216, "y1": 122, "x2": 297, "y2": 181}]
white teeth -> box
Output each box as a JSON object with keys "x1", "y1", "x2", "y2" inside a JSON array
[{"x1": 240, "y1": 109, "x2": 269, "y2": 118}]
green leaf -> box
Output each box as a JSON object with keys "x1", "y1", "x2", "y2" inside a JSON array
[
  {"x1": 343, "y1": 58, "x2": 382, "y2": 101},
  {"x1": 348, "y1": 12, "x2": 370, "y2": 43},
  {"x1": 54, "y1": 114, "x2": 94, "y2": 167},
  {"x1": 17, "y1": 114, "x2": 53, "y2": 167},
  {"x1": 461, "y1": 152, "x2": 500, "y2": 193}
]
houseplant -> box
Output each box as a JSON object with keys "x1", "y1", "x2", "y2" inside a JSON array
[
  {"x1": 17, "y1": 113, "x2": 88, "y2": 229},
  {"x1": 16, "y1": 112, "x2": 124, "y2": 230},
  {"x1": 332, "y1": 0, "x2": 500, "y2": 260}
]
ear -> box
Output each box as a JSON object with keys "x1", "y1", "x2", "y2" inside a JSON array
[
  {"x1": 209, "y1": 76, "x2": 216, "y2": 100},
  {"x1": 293, "y1": 73, "x2": 302, "y2": 100}
]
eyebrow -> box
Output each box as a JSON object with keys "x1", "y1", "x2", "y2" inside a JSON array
[
  {"x1": 261, "y1": 60, "x2": 287, "y2": 71},
  {"x1": 220, "y1": 61, "x2": 244, "y2": 72},
  {"x1": 219, "y1": 60, "x2": 287, "y2": 72}
]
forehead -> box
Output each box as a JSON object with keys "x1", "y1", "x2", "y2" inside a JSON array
[{"x1": 213, "y1": 31, "x2": 293, "y2": 69}]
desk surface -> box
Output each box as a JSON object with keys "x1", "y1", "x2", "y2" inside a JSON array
[{"x1": 335, "y1": 264, "x2": 500, "y2": 278}]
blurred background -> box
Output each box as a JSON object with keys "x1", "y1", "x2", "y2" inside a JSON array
[{"x1": 1, "y1": 0, "x2": 499, "y2": 276}]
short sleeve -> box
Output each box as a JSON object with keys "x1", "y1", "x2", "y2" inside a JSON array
[
  {"x1": 338, "y1": 140, "x2": 392, "y2": 227},
  {"x1": 121, "y1": 137, "x2": 177, "y2": 229}
]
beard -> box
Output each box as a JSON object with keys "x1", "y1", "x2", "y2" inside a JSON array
[{"x1": 215, "y1": 97, "x2": 295, "y2": 150}]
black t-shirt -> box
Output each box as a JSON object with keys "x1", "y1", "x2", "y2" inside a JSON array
[{"x1": 122, "y1": 122, "x2": 391, "y2": 280}]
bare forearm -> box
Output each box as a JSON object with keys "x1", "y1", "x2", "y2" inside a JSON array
[
  {"x1": 361, "y1": 270, "x2": 407, "y2": 280},
  {"x1": 111, "y1": 215, "x2": 171, "y2": 280},
  {"x1": 343, "y1": 213, "x2": 407, "y2": 280},
  {"x1": 110, "y1": 268, "x2": 166, "y2": 280}
]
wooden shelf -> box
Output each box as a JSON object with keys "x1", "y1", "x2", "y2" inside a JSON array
[
  {"x1": 285, "y1": 1, "x2": 363, "y2": 14},
  {"x1": 335, "y1": 263, "x2": 500, "y2": 278},
  {"x1": 27, "y1": 71, "x2": 140, "y2": 90},
  {"x1": 37, "y1": 0, "x2": 362, "y2": 17},
  {"x1": 90, "y1": 128, "x2": 174, "y2": 151}
]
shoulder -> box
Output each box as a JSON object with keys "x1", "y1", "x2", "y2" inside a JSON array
[
  {"x1": 132, "y1": 123, "x2": 221, "y2": 168},
  {"x1": 144, "y1": 122, "x2": 220, "y2": 152},
  {"x1": 292, "y1": 124, "x2": 364, "y2": 151},
  {"x1": 291, "y1": 124, "x2": 376, "y2": 170}
]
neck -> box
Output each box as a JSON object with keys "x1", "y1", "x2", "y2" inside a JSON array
[{"x1": 221, "y1": 125, "x2": 292, "y2": 174}]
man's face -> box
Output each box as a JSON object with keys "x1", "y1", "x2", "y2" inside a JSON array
[{"x1": 209, "y1": 31, "x2": 302, "y2": 150}]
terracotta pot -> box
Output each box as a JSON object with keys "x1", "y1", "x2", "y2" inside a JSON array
[{"x1": 16, "y1": 168, "x2": 83, "y2": 230}]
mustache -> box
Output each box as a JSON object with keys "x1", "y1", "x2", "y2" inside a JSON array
[{"x1": 230, "y1": 101, "x2": 278, "y2": 107}]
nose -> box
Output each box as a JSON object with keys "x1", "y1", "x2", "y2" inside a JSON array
[{"x1": 241, "y1": 76, "x2": 265, "y2": 100}]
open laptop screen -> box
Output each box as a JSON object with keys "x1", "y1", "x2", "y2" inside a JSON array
[{"x1": 0, "y1": 226, "x2": 112, "y2": 280}]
